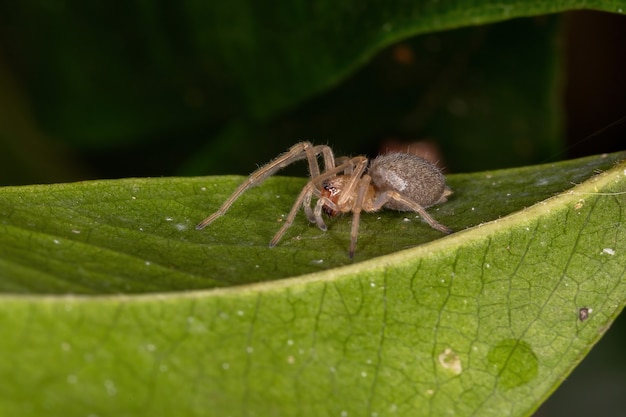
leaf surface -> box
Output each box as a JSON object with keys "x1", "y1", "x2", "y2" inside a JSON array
[{"x1": 1, "y1": 152, "x2": 625, "y2": 416}]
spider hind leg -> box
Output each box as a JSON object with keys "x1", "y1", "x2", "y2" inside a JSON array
[{"x1": 373, "y1": 191, "x2": 452, "y2": 234}]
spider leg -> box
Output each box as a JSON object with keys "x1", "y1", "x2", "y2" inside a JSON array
[
  {"x1": 311, "y1": 196, "x2": 339, "y2": 231},
  {"x1": 303, "y1": 187, "x2": 323, "y2": 224},
  {"x1": 335, "y1": 157, "x2": 368, "y2": 207},
  {"x1": 372, "y1": 191, "x2": 452, "y2": 234},
  {"x1": 334, "y1": 156, "x2": 353, "y2": 174},
  {"x1": 305, "y1": 157, "x2": 369, "y2": 235},
  {"x1": 271, "y1": 156, "x2": 366, "y2": 245},
  {"x1": 297, "y1": 156, "x2": 365, "y2": 188},
  {"x1": 270, "y1": 156, "x2": 365, "y2": 247},
  {"x1": 196, "y1": 141, "x2": 334, "y2": 230},
  {"x1": 306, "y1": 144, "x2": 336, "y2": 177},
  {"x1": 269, "y1": 184, "x2": 317, "y2": 247},
  {"x1": 302, "y1": 156, "x2": 368, "y2": 232},
  {"x1": 348, "y1": 174, "x2": 373, "y2": 258}
]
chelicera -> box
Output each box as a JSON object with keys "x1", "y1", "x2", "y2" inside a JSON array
[{"x1": 196, "y1": 141, "x2": 452, "y2": 257}]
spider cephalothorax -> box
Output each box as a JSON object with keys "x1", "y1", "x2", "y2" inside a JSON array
[
  {"x1": 197, "y1": 142, "x2": 452, "y2": 257},
  {"x1": 321, "y1": 179, "x2": 343, "y2": 217}
]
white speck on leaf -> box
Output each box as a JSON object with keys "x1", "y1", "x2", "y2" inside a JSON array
[
  {"x1": 438, "y1": 348, "x2": 463, "y2": 375},
  {"x1": 104, "y1": 379, "x2": 117, "y2": 396},
  {"x1": 602, "y1": 248, "x2": 615, "y2": 255},
  {"x1": 574, "y1": 199, "x2": 585, "y2": 210}
]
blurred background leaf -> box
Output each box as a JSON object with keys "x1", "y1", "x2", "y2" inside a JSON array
[{"x1": 1, "y1": 2, "x2": 625, "y2": 184}]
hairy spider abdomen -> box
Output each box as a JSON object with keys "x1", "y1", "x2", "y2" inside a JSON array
[{"x1": 368, "y1": 153, "x2": 450, "y2": 211}]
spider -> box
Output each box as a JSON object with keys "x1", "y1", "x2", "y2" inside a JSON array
[{"x1": 196, "y1": 141, "x2": 453, "y2": 257}]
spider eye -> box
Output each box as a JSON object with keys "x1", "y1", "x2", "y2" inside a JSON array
[{"x1": 322, "y1": 181, "x2": 339, "y2": 195}]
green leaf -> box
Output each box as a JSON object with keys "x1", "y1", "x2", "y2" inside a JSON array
[
  {"x1": 1, "y1": 152, "x2": 625, "y2": 416},
  {"x1": 3, "y1": 2, "x2": 624, "y2": 176}
]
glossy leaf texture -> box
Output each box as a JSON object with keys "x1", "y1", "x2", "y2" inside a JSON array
[
  {"x1": 1, "y1": 152, "x2": 625, "y2": 416},
  {"x1": 0, "y1": 152, "x2": 623, "y2": 293}
]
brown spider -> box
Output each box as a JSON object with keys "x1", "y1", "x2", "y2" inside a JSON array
[{"x1": 196, "y1": 141, "x2": 452, "y2": 257}]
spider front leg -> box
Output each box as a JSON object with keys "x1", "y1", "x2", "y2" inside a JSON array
[
  {"x1": 196, "y1": 141, "x2": 335, "y2": 230},
  {"x1": 303, "y1": 188, "x2": 328, "y2": 230},
  {"x1": 310, "y1": 194, "x2": 339, "y2": 231},
  {"x1": 347, "y1": 174, "x2": 373, "y2": 258},
  {"x1": 269, "y1": 183, "x2": 318, "y2": 248},
  {"x1": 302, "y1": 157, "x2": 368, "y2": 232}
]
